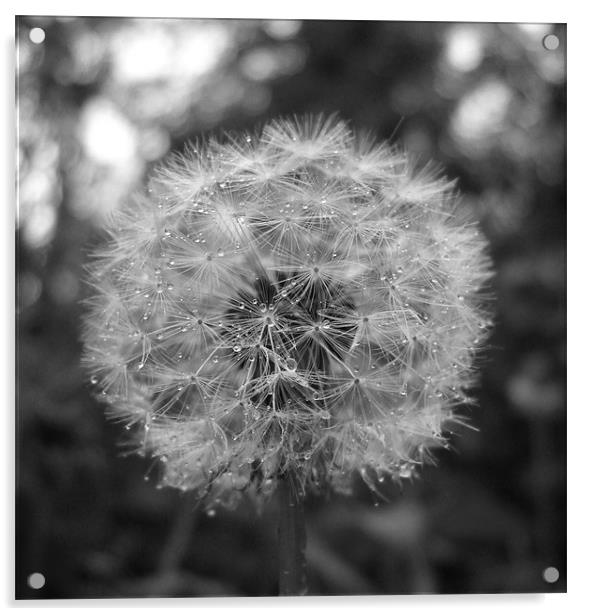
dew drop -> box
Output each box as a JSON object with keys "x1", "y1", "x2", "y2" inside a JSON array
[
  {"x1": 399, "y1": 464, "x2": 413, "y2": 478},
  {"x1": 285, "y1": 357, "x2": 297, "y2": 371},
  {"x1": 233, "y1": 345, "x2": 242, "y2": 353},
  {"x1": 217, "y1": 248, "x2": 225, "y2": 257},
  {"x1": 90, "y1": 375, "x2": 99, "y2": 385}
]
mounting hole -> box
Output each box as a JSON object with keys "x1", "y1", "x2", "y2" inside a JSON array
[
  {"x1": 542, "y1": 566, "x2": 559, "y2": 583},
  {"x1": 542, "y1": 34, "x2": 559, "y2": 50},
  {"x1": 27, "y1": 572, "x2": 45, "y2": 589},
  {"x1": 29, "y1": 27, "x2": 46, "y2": 44}
]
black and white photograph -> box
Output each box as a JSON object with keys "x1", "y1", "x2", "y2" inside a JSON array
[{"x1": 15, "y1": 14, "x2": 566, "y2": 600}]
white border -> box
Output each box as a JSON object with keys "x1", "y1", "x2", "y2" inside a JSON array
[{"x1": 4, "y1": 0, "x2": 570, "y2": 21}]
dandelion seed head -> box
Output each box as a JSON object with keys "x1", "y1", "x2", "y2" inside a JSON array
[{"x1": 83, "y1": 115, "x2": 493, "y2": 507}]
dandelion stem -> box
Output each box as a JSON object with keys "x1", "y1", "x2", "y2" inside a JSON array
[{"x1": 277, "y1": 470, "x2": 307, "y2": 596}]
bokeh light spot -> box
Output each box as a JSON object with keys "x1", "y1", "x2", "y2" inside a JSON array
[
  {"x1": 444, "y1": 25, "x2": 484, "y2": 72},
  {"x1": 451, "y1": 79, "x2": 512, "y2": 146},
  {"x1": 79, "y1": 98, "x2": 138, "y2": 165},
  {"x1": 23, "y1": 201, "x2": 57, "y2": 249},
  {"x1": 518, "y1": 23, "x2": 552, "y2": 38},
  {"x1": 263, "y1": 20, "x2": 302, "y2": 40}
]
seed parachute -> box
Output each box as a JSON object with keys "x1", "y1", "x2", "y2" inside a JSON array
[{"x1": 83, "y1": 115, "x2": 493, "y2": 509}]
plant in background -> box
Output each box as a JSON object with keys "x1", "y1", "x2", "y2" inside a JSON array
[{"x1": 83, "y1": 115, "x2": 492, "y2": 595}]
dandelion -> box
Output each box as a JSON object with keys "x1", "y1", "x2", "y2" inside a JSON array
[{"x1": 82, "y1": 115, "x2": 493, "y2": 595}]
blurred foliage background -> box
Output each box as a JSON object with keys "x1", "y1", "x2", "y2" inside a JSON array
[{"x1": 16, "y1": 17, "x2": 566, "y2": 598}]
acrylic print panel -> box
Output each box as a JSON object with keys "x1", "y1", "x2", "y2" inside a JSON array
[{"x1": 16, "y1": 16, "x2": 566, "y2": 598}]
